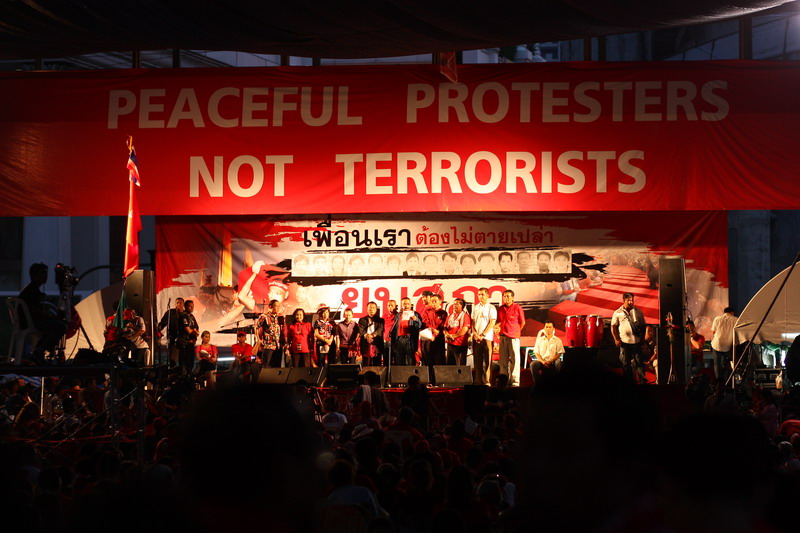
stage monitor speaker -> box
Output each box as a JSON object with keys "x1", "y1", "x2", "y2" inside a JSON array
[
  {"x1": 288, "y1": 366, "x2": 327, "y2": 386},
  {"x1": 659, "y1": 257, "x2": 688, "y2": 384},
  {"x1": 389, "y1": 366, "x2": 430, "y2": 387},
  {"x1": 325, "y1": 364, "x2": 361, "y2": 388},
  {"x1": 359, "y1": 366, "x2": 388, "y2": 388},
  {"x1": 433, "y1": 365, "x2": 472, "y2": 387},
  {"x1": 257, "y1": 368, "x2": 290, "y2": 385},
  {"x1": 125, "y1": 270, "x2": 156, "y2": 344}
]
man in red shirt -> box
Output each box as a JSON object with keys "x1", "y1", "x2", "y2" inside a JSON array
[
  {"x1": 497, "y1": 290, "x2": 525, "y2": 385},
  {"x1": 231, "y1": 331, "x2": 258, "y2": 382},
  {"x1": 444, "y1": 298, "x2": 472, "y2": 365},
  {"x1": 420, "y1": 294, "x2": 447, "y2": 367}
]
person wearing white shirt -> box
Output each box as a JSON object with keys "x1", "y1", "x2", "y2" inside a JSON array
[
  {"x1": 471, "y1": 287, "x2": 497, "y2": 385},
  {"x1": 711, "y1": 307, "x2": 736, "y2": 385},
  {"x1": 531, "y1": 321, "x2": 564, "y2": 384},
  {"x1": 611, "y1": 292, "x2": 647, "y2": 383}
]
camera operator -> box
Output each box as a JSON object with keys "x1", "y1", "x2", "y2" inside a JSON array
[
  {"x1": 18, "y1": 262, "x2": 68, "y2": 362},
  {"x1": 611, "y1": 292, "x2": 648, "y2": 384}
]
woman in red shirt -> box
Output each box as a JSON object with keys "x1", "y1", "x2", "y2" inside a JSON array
[
  {"x1": 194, "y1": 330, "x2": 218, "y2": 388},
  {"x1": 284, "y1": 308, "x2": 313, "y2": 367}
]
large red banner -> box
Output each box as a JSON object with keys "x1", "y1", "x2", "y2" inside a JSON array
[{"x1": 2, "y1": 62, "x2": 799, "y2": 216}]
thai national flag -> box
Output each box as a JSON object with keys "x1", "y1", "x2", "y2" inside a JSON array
[
  {"x1": 127, "y1": 147, "x2": 141, "y2": 186},
  {"x1": 124, "y1": 142, "x2": 142, "y2": 278}
]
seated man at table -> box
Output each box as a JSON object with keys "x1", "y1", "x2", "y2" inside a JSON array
[{"x1": 530, "y1": 320, "x2": 564, "y2": 385}]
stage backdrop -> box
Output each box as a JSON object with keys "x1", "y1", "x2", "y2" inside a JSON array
[
  {"x1": 155, "y1": 211, "x2": 727, "y2": 345},
  {"x1": 2, "y1": 62, "x2": 800, "y2": 216}
]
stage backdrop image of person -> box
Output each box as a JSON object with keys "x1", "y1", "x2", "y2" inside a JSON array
[{"x1": 155, "y1": 211, "x2": 728, "y2": 352}]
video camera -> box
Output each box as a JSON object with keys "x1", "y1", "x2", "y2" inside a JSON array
[{"x1": 55, "y1": 263, "x2": 80, "y2": 292}]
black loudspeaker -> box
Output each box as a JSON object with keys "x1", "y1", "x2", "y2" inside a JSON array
[
  {"x1": 389, "y1": 366, "x2": 430, "y2": 386},
  {"x1": 257, "y1": 368, "x2": 290, "y2": 384},
  {"x1": 72, "y1": 348, "x2": 111, "y2": 366},
  {"x1": 288, "y1": 366, "x2": 327, "y2": 386},
  {"x1": 359, "y1": 366, "x2": 388, "y2": 387},
  {"x1": 658, "y1": 257, "x2": 687, "y2": 384},
  {"x1": 125, "y1": 270, "x2": 155, "y2": 344},
  {"x1": 325, "y1": 364, "x2": 361, "y2": 388},
  {"x1": 433, "y1": 365, "x2": 472, "y2": 387}
]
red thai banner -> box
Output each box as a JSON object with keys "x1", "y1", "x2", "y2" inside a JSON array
[
  {"x1": 155, "y1": 211, "x2": 728, "y2": 344},
  {"x1": 2, "y1": 62, "x2": 799, "y2": 216}
]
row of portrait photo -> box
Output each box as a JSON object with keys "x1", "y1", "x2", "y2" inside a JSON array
[{"x1": 291, "y1": 249, "x2": 573, "y2": 278}]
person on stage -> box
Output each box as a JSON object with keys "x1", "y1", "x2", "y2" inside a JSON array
[
  {"x1": 284, "y1": 308, "x2": 313, "y2": 367},
  {"x1": 18, "y1": 262, "x2": 68, "y2": 362},
  {"x1": 178, "y1": 300, "x2": 200, "y2": 375},
  {"x1": 611, "y1": 292, "x2": 647, "y2": 383},
  {"x1": 336, "y1": 308, "x2": 359, "y2": 364},
  {"x1": 157, "y1": 297, "x2": 184, "y2": 368},
  {"x1": 711, "y1": 306, "x2": 736, "y2": 385},
  {"x1": 395, "y1": 297, "x2": 422, "y2": 366},
  {"x1": 358, "y1": 301, "x2": 385, "y2": 366},
  {"x1": 256, "y1": 299, "x2": 284, "y2": 368},
  {"x1": 231, "y1": 330, "x2": 257, "y2": 383},
  {"x1": 122, "y1": 307, "x2": 150, "y2": 366},
  {"x1": 415, "y1": 289, "x2": 434, "y2": 317},
  {"x1": 383, "y1": 299, "x2": 398, "y2": 365},
  {"x1": 642, "y1": 324, "x2": 658, "y2": 383},
  {"x1": 530, "y1": 320, "x2": 564, "y2": 384},
  {"x1": 420, "y1": 294, "x2": 447, "y2": 366},
  {"x1": 444, "y1": 298, "x2": 471, "y2": 365},
  {"x1": 687, "y1": 320, "x2": 706, "y2": 376},
  {"x1": 497, "y1": 290, "x2": 525, "y2": 385},
  {"x1": 194, "y1": 330, "x2": 218, "y2": 388},
  {"x1": 471, "y1": 288, "x2": 497, "y2": 385},
  {"x1": 314, "y1": 306, "x2": 336, "y2": 365}
]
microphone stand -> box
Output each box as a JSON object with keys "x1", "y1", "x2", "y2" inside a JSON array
[
  {"x1": 161, "y1": 298, "x2": 171, "y2": 368},
  {"x1": 331, "y1": 299, "x2": 345, "y2": 365},
  {"x1": 387, "y1": 308, "x2": 400, "y2": 387}
]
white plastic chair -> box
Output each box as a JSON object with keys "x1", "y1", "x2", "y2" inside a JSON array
[{"x1": 6, "y1": 297, "x2": 42, "y2": 365}]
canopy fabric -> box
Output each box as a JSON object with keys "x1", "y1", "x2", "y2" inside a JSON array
[
  {"x1": 0, "y1": 1, "x2": 791, "y2": 60},
  {"x1": 69, "y1": 283, "x2": 123, "y2": 358},
  {"x1": 734, "y1": 265, "x2": 800, "y2": 345}
]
